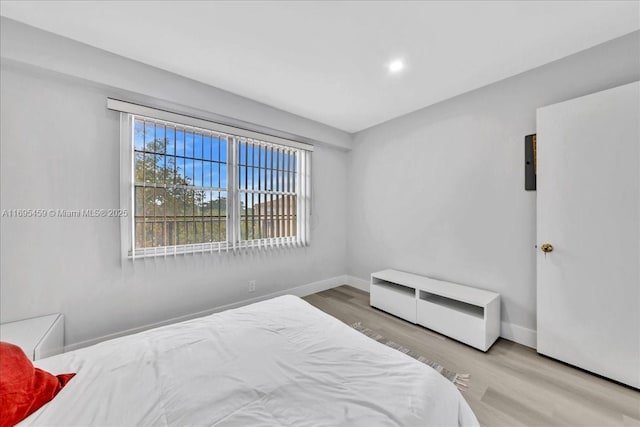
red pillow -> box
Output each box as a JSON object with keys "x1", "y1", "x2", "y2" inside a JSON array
[{"x1": 0, "y1": 342, "x2": 75, "y2": 427}]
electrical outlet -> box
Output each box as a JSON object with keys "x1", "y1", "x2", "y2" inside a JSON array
[{"x1": 248, "y1": 280, "x2": 256, "y2": 293}]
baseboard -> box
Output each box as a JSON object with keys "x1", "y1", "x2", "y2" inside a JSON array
[
  {"x1": 344, "y1": 275, "x2": 370, "y2": 292},
  {"x1": 65, "y1": 275, "x2": 538, "y2": 352},
  {"x1": 501, "y1": 321, "x2": 537, "y2": 349},
  {"x1": 64, "y1": 275, "x2": 348, "y2": 352}
]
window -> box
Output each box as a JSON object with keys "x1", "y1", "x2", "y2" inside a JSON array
[{"x1": 111, "y1": 100, "x2": 312, "y2": 258}]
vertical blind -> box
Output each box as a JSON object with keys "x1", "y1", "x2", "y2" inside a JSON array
[{"x1": 109, "y1": 99, "x2": 312, "y2": 259}]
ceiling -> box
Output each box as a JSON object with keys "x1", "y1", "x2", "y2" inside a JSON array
[{"x1": 1, "y1": 1, "x2": 638, "y2": 133}]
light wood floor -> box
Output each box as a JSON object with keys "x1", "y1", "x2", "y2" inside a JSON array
[{"x1": 303, "y1": 286, "x2": 640, "y2": 427}]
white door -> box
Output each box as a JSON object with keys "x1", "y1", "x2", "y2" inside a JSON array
[{"x1": 536, "y1": 81, "x2": 640, "y2": 389}]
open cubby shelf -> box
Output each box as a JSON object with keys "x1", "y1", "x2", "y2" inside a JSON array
[
  {"x1": 370, "y1": 269, "x2": 501, "y2": 352},
  {"x1": 371, "y1": 278, "x2": 416, "y2": 296},
  {"x1": 419, "y1": 291, "x2": 484, "y2": 319}
]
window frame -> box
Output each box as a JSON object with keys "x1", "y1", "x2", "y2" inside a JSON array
[{"x1": 114, "y1": 101, "x2": 312, "y2": 259}]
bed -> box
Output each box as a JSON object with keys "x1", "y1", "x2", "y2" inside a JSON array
[{"x1": 21, "y1": 295, "x2": 479, "y2": 426}]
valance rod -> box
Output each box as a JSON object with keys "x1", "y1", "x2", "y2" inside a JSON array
[{"x1": 107, "y1": 98, "x2": 314, "y2": 152}]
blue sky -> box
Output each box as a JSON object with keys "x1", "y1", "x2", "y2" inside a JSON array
[{"x1": 134, "y1": 119, "x2": 297, "y2": 206}]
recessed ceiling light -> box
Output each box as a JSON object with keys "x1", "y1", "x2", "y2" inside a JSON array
[{"x1": 388, "y1": 59, "x2": 404, "y2": 73}]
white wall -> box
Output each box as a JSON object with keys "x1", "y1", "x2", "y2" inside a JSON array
[
  {"x1": 0, "y1": 61, "x2": 348, "y2": 349},
  {"x1": 347, "y1": 31, "x2": 640, "y2": 342}
]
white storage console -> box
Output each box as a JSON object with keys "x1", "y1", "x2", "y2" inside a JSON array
[{"x1": 370, "y1": 270, "x2": 500, "y2": 351}]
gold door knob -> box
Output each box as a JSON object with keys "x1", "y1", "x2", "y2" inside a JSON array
[{"x1": 541, "y1": 243, "x2": 554, "y2": 253}]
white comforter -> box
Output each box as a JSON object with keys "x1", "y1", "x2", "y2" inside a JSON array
[{"x1": 24, "y1": 295, "x2": 479, "y2": 426}]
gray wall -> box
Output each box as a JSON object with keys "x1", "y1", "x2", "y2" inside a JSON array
[
  {"x1": 347, "y1": 31, "x2": 640, "y2": 338},
  {"x1": 0, "y1": 61, "x2": 348, "y2": 348},
  {"x1": 2, "y1": 17, "x2": 638, "y2": 349},
  {"x1": 0, "y1": 17, "x2": 352, "y2": 150}
]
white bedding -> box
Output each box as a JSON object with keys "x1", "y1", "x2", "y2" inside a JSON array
[{"x1": 23, "y1": 295, "x2": 479, "y2": 426}]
